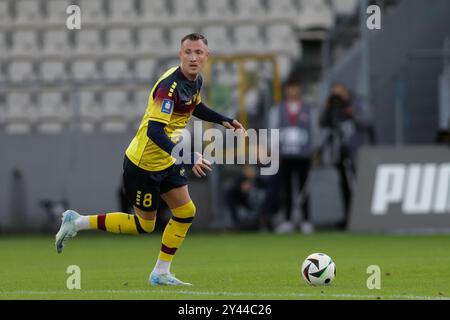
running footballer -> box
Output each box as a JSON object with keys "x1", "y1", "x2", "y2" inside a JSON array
[{"x1": 55, "y1": 33, "x2": 246, "y2": 286}]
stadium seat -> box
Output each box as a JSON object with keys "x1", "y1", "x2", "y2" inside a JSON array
[
  {"x1": 11, "y1": 30, "x2": 40, "y2": 57},
  {"x1": 0, "y1": 62, "x2": 6, "y2": 82},
  {"x1": 0, "y1": 31, "x2": 9, "y2": 58},
  {"x1": 78, "y1": 0, "x2": 106, "y2": 24},
  {"x1": 46, "y1": 0, "x2": 72, "y2": 24},
  {"x1": 40, "y1": 60, "x2": 67, "y2": 82},
  {"x1": 133, "y1": 88, "x2": 150, "y2": 111},
  {"x1": 233, "y1": 25, "x2": 265, "y2": 54},
  {"x1": 14, "y1": 0, "x2": 43, "y2": 26},
  {"x1": 139, "y1": 0, "x2": 170, "y2": 22},
  {"x1": 136, "y1": 27, "x2": 167, "y2": 55},
  {"x1": 36, "y1": 91, "x2": 71, "y2": 134},
  {"x1": 203, "y1": 0, "x2": 233, "y2": 23},
  {"x1": 7, "y1": 60, "x2": 36, "y2": 83},
  {"x1": 172, "y1": 0, "x2": 202, "y2": 22},
  {"x1": 79, "y1": 90, "x2": 102, "y2": 132},
  {"x1": 169, "y1": 27, "x2": 196, "y2": 55},
  {"x1": 101, "y1": 90, "x2": 131, "y2": 132},
  {"x1": 42, "y1": 29, "x2": 72, "y2": 56},
  {"x1": 276, "y1": 55, "x2": 294, "y2": 81},
  {"x1": 103, "y1": 58, "x2": 131, "y2": 81},
  {"x1": 0, "y1": 1, "x2": 12, "y2": 28},
  {"x1": 234, "y1": 0, "x2": 267, "y2": 22},
  {"x1": 266, "y1": 0, "x2": 299, "y2": 20},
  {"x1": 202, "y1": 26, "x2": 233, "y2": 55},
  {"x1": 71, "y1": 59, "x2": 101, "y2": 81},
  {"x1": 297, "y1": 0, "x2": 334, "y2": 30},
  {"x1": 104, "y1": 27, "x2": 135, "y2": 54},
  {"x1": 331, "y1": 0, "x2": 359, "y2": 16},
  {"x1": 109, "y1": 0, "x2": 137, "y2": 22},
  {"x1": 265, "y1": 23, "x2": 301, "y2": 57},
  {"x1": 130, "y1": 88, "x2": 150, "y2": 127},
  {"x1": 74, "y1": 28, "x2": 103, "y2": 55},
  {"x1": 4, "y1": 92, "x2": 35, "y2": 134},
  {"x1": 134, "y1": 58, "x2": 157, "y2": 80}
]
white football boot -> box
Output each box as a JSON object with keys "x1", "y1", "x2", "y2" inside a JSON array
[{"x1": 55, "y1": 210, "x2": 80, "y2": 253}]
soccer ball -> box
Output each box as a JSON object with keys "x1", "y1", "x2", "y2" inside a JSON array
[{"x1": 301, "y1": 253, "x2": 336, "y2": 286}]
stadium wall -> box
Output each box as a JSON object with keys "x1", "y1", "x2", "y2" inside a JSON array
[{"x1": 0, "y1": 132, "x2": 213, "y2": 233}]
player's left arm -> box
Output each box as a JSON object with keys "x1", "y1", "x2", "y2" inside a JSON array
[{"x1": 193, "y1": 102, "x2": 247, "y2": 135}]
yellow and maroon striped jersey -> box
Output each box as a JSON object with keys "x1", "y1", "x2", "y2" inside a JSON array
[{"x1": 125, "y1": 66, "x2": 202, "y2": 171}]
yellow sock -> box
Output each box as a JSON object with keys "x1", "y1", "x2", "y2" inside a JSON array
[
  {"x1": 159, "y1": 201, "x2": 196, "y2": 262},
  {"x1": 89, "y1": 212, "x2": 155, "y2": 234}
]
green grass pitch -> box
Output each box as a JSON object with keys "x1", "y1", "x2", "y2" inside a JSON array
[{"x1": 0, "y1": 232, "x2": 449, "y2": 300}]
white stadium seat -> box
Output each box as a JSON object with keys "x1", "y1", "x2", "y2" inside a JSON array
[
  {"x1": 233, "y1": 25, "x2": 265, "y2": 54},
  {"x1": 172, "y1": 0, "x2": 202, "y2": 22},
  {"x1": 297, "y1": 0, "x2": 334, "y2": 29},
  {"x1": 136, "y1": 27, "x2": 167, "y2": 55},
  {"x1": 134, "y1": 88, "x2": 150, "y2": 112},
  {"x1": 71, "y1": 59, "x2": 101, "y2": 81},
  {"x1": 135, "y1": 58, "x2": 157, "y2": 80},
  {"x1": 42, "y1": 29, "x2": 72, "y2": 56},
  {"x1": 169, "y1": 27, "x2": 196, "y2": 55},
  {"x1": 79, "y1": 90, "x2": 102, "y2": 132},
  {"x1": 14, "y1": 0, "x2": 43, "y2": 25},
  {"x1": 235, "y1": 0, "x2": 267, "y2": 21},
  {"x1": 37, "y1": 91, "x2": 71, "y2": 134},
  {"x1": 202, "y1": 26, "x2": 233, "y2": 55},
  {"x1": 103, "y1": 58, "x2": 131, "y2": 81},
  {"x1": 109, "y1": 0, "x2": 137, "y2": 22},
  {"x1": 203, "y1": 0, "x2": 233, "y2": 22},
  {"x1": 0, "y1": 62, "x2": 6, "y2": 82},
  {"x1": 4, "y1": 92, "x2": 35, "y2": 134},
  {"x1": 265, "y1": 23, "x2": 301, "y2": 57},
  {"x1": 11, "y1": 30, "x2": 39, "y2": 56},
  {"x1": 331, "y1": 0, "x2": 359, "y2": 16},
  {"x1": 276, "y1": 55, "x2": 294, "y2": 81},
  {"x1": 78, "y1": 0, "x2": 106, "y2": 23},
  {"x1": 0, "y1": 31, "x2": 9, "y2": 58},
  {"x1": 266, "y1": 0, "x2": 299, "y2": 20},
  {"x1": 130, "y1": 88, "x2": 149, "y2": 126},
  {"x1": 0, "y1": 1, "x2": 12, "y2": 27},
  {"x1": 40, "y1": 60, "x2": 67, "y2": 82},
  {"x1": 74, "y1": 28, "x2": 103, "y2": 55},
  {"x1": 101, "y1": 90, "x2": 130, "y2": 132},
  {"x1": 140, "y1": 0, "x2": 170, "y2": 23},
  {"x1": 8, "y1": 60, "x2": 36, "y2": 82},
  {"x1": 46, "y1": 0, "x2": 72, "y2": 24},
  {"x1": 104, "y1": 27, "x2": 135, "y2": 54}
]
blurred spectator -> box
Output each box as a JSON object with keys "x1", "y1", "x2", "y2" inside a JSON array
[
  {"x1": 319, "y1": 83, "x2": 374, "y2": 229},
  {"x1": 269, "y1": 78, "x2": 315, "y2": 234},
  {"x1": 225, "y1": 165, "x2": 266, "y2": 230}
]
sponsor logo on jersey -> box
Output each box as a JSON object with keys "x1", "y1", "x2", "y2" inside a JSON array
[{"x1": 161, "y1": 99, "x2": 174, "y2": 114}]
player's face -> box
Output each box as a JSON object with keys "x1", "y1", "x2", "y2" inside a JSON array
[{"x1": 179, "y1": 39, "x2": 209, "y2": 79}]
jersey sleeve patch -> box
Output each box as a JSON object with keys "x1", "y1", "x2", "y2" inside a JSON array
[{"x1": 161, "y1": 99, "x2": 174, "y2": 114}]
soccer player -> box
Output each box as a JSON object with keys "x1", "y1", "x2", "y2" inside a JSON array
[{"x1": 55, "y1": 33, "x2": 246, "y2": 286}]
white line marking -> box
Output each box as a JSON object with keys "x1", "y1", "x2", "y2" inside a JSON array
[{"x1": 0, "y1": 289, "x2": 448, "y2": 300}]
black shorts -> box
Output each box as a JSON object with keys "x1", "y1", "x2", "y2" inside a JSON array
[{"x1": 122, "y1": 156, "x2": 188, "y2": 212}]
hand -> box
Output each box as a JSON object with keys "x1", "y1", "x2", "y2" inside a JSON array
[
  {"x1": 222, "y1": 119, "x2": 248, "y2": 137},
  {"x1": 191, "y1": 152, "x2": 212, "y2": 178}
]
